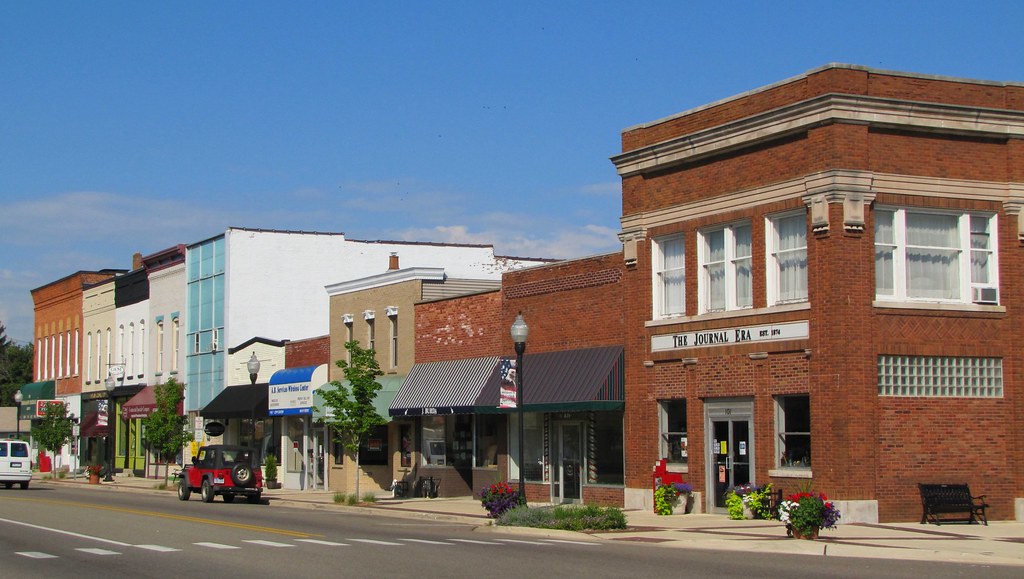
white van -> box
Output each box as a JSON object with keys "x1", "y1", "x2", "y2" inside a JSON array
[{"x1": 0, "y1": 439, "x2": 32, "y2": 489}]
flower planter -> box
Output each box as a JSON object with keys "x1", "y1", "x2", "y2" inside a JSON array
[
  {"x1": 791, "y1": 526, "x2": 820, "y2": 540},
  {"x1": 88, "y1": 473, "x2": 100, "y2": 485}
]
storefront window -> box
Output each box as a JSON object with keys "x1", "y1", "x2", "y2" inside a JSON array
[
  {"x1": 421, "y1": 415, "x2": 446, "y2": 466},
  {"x1": 660, "y1": 400, "x2": 688, "y2": 464},
  {"x1": 776, "y1": 395, "x2": 810, "y2": 468},
  {"x1": 359, "y1": 425, "x2": 389, "y2": 466},
  {"x1": 399, "y1": 423, "x2": 413, "y2": 467},
  {"x1": 474, "y1": 414, "x2": 500, "y2": 468},
  {"x1": 590, "y1": 411, "x2": 624, "y2": 485},
  {"x1": 508, "y1": 413, "x2": 545, "y2": 482}
]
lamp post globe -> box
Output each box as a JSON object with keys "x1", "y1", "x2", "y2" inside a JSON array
[
  {"x1": 510, "y1": 313, "x2": 528, "y2": 506},
  {"x1": 247, "y1": 352, "x2": 261, "y2": 385},
  {"x1": 103, "y1": 376, "x2": 116, "y2": 482},
  {"x1": 13, "y1": 390, "x2": 22, "y2": 440}
]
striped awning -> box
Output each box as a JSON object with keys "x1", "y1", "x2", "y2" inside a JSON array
[
  {"x1": 389, "y1": 357, "x2": 501, "y2": 416},
  {"x1": 475, "y1": 346, "x2": 625, "y2": 412}
]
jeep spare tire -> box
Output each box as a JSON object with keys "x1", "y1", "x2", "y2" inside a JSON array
[{"x1": 231, "y1": 463, "x2": 253, "y2": 487}]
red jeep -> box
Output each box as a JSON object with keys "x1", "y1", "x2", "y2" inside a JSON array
[{"x1": 178, "y1": 445, "x2": 263, "y2": 504}]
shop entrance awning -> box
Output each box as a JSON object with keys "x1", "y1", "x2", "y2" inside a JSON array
[
  {"x1": 79, "y1": 410, "x2": 107, "y2": 438},
  {"x1": 316, "y1": 376, "x2": 405, "y2": 420},
  {"x1": 17, "y1": 380, "x2": 55, "y2": 419},
  {"x1": 389, "y1": 357, "x2": 501, "y2": 416},
  {"x1": 200, "y1": 384, "x2": 269, "y2": 419},
  {"x1": 475, "y1": 346, "x2": 625, "y2": 412},
  {"x1": 268, "y1": 364, "x2": 328, "y2": 416},
  {"x1": 121, "y1": 385, "x2": 184, "y2": 420}
]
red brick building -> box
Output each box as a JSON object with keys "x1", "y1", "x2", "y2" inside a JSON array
[{"x1": 612, "y1": 64, "x2": 1024, "y2": 521}]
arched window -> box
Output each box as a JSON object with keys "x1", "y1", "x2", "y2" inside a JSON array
[{"x1": 86, "y1": 332, "x2": 92, "y2": 381}]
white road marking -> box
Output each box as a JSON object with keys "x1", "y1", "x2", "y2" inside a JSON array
[
  {"x1": 135, "y1": 544, "x2": 181, "y2": 552},
  {"x1": 243, "y1": 540, "x2": 294, "y2": 548},
  {"x1": 400, "y1": 538, "x2": 453, "y2": 545},
  {"x1": 194, "y1": 542, "x2": 240, "y2": 549},
  {"x1": 295, "y1": 539, "x2": 349, "y2": 546},
  {"x1": 16, "y1": 552, "x2": 58, "y2": 559},
  {"x1": 348, "y1": 539, "x2": 403, "y2": 546},
  {"x1": 540, "y1": 539, "x2": 599, "y2": 546},
  {"x1": 494, "y1": 539, "x2": 550, "y2": 545},
  {"x1": 0, "y1": 516, "x2": 130, "y2": 546},
  {"x1": 449, "y1": 539, "x2": 503, "y2": 545},
  {"x1": 76, "y1": 548, "x2": 121, "y2": 556}
]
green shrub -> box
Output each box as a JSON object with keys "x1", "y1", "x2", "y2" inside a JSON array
[
  {"x1": 725, "y1": 490, "x2": 745, "y2": 519},
  {"x1": 346, "y1": 493, "x2": 359, "y2": 506},
  {"x1": 361, "y1": 493, "x2": 377, "y2": 503},
  {"x1": 497, "y1": 504, "x2": 627, "y2": 531},
  {"x1": 333, "y1": 492, "x2": 345, "y2": 504}
]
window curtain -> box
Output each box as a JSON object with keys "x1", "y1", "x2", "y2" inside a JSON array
[
  {"x1": 969, "y1": 215, "x2": 991, "y2": 284},
  {"x1": 733, "y1": 225, "x2": 752, "y2": 308},
  {"x1": 775, "y1": 215, "x2": 808, "y2": 302},
  {"x1": 905, "y1": 213, "x2": 959, "y2": 299},
  {"x1": 660, "y1": 237, "x2": 685, "y2": 315},
  {"x1": 704, "y1": 230, "x2": 725, "y2": 311},
  {"x1": 874, "y1": 210, "x2": 895, "y2": 295}
]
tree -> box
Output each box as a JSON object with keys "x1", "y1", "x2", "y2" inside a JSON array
[
  {"x1": 142, "y1": 378, "x2": 193, "y2": 485},
  {"x1": 32, "y1": 401, "x2": 73, "y2": 470},
  {"x1": 320, "y1": 340, "x2": 385, "y2": 500},
  {"x1": 0, "y1": 321, "x2": 34, "y2": 407}
]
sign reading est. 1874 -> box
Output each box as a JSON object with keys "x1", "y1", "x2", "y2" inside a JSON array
[{"x1": 651, "y1": 320, "x2": 809, "y2": 352}]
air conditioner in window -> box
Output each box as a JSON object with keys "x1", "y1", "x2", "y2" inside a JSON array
[{"x1": 971, "y1": 286, "x2": 998, "y2": 304}]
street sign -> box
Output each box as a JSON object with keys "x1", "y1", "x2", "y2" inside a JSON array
[
  {"x1": 108, "y1": 364, "x2": 126, "y2": 378},
  {"x1": 35, "y1": 399, "x2": 64, "y2": 417}
]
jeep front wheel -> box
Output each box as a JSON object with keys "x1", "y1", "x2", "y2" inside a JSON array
[
  {"x1": 178, "y1": 480, "x2": 191, "y2": 501},
  {"x1": 201, "y1": 479, "x2": 214, "y2": 503}
]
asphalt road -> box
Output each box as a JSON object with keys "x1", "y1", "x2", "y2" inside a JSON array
[{"x1": 0, "y1": 485, "x2": 1017, "y2": 578}]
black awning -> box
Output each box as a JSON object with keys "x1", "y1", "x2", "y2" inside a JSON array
[
  {"x1": 475, "y1": 346, "x2": 625, "y2": 413},
  {"x1": 200, "y1": 383, "x2": 269, "y2": 419}
]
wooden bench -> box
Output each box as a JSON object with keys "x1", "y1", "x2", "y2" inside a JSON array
[{"x1": 918, "y1": 483, "x2": 988, "y2": 525}]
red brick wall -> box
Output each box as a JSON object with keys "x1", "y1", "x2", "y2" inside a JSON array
[
  {"x1": 620, "y1": 66, "x2": 1024, "y2": 521},
  {"x1": 414, "y1": 291, "x2": 503, "y2": 363},
  {"x1": 285, "y1": 335, "x2": 330, "y2": 368}
]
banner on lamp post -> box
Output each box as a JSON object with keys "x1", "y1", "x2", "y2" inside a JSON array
[{"x1": 498, "y1": 358, "x2": 517, "y2": 409}]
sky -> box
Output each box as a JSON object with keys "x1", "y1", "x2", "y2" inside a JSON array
[{"x1": 2, "y1": 1, "x2": 1024, "y2": 345}]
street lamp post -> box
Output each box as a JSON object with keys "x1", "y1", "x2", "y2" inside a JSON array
[
  {"x1": 247, "y1": 352, "x2": 261, "y2": 448},
  {"x1": 103, "y1": 376, "x2": 116, "y2": 482},
  {"x1": 510, "y1": 313, "x2": 529, "y2": 506},
  {"x1": 247, "y1": 352, "x2": 261, "y2": 385},
  {"x1": 13, "y1": 390, "x2": 22, "y2": 440}
]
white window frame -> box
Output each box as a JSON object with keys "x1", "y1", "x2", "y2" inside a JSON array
[
  {"x1": 156, "y1": 321, "x2": 164, "y2": 374},
  {"x1": 697, "y1": 222, "x2": 752, "y2": 314},
  {"x1": 766, "y1": 210, "x2": 808, "y2": 306},
  {"x1": 875, "y1": 207, "x2": 999, "y2": 305},
  {"x1": 775, "y1": 394, "x2": 811, "y2": 470},
  {"x1": 652, "y1": 234, "x2": 685, "y2": 319},
  {"x1": 171, "y1": 318, "x2": 179, "y2": 372},
  {"x1": 389, "y1": 315, "x2": 399, "y2": 369},
  {"x1": 659, "y1": 399, "x2": 688, "y2": 465}
]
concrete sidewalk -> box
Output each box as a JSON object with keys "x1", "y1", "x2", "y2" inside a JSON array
[{"x1": 39, "y1": 473, "x2": 1024, "y2": 568}]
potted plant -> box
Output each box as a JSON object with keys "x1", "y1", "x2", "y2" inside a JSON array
[
  {"x1": 724, "y1": 483, "x2": 774, "y2": 519},
  {"x1": 264, "y1": 454, "x2": 280, "y2": 489},
  {"x1": 779, "y1": 492, "x2": 841, "y2": 539},
  {"x1": 654, "y1": 482, "x2": 692, "y2": 515},
  {"x1": 85, "y1": 464, "x2": 103, "y2": 484},
  {"x1": 479, "y1": 481, "x2": 523, "y2": 518}
]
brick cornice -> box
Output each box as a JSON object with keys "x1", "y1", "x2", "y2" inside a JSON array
[{"x1": 611, "y1": 93, "x2": 1024, "y2": 177}]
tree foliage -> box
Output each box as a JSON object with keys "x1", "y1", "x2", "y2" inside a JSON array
[
  {"x1": 32, "y1": 401, "x2": 73, "y2": 459},
  {"x1": 320, "y1": 341, "x2": 385, "y2": 499},
  {"x1": 142, "y1": 378, "x2": 192, "y2": 475},
  {"x1": 321, "y1": 341, "x2": 386, "y2": 452},
  {"x1": 0, "y1": 321, "x2": 34, "y2": 407}
]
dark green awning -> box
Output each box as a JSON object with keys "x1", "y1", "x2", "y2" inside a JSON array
[{"x1": 17, "y1": 380, "x2": 55, "y2": 419}]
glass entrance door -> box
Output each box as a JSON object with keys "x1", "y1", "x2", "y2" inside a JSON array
[
  {"x1": 705, "y1": 399, "x2": 754, "y2": 513},
  {"x1": 711, "y1": 419, "x2": 751, "y2": 509},
  {"x1": 551, "y1": 422, "x2": 583, "y2": 503}
]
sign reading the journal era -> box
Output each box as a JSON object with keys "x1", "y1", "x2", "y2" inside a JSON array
[{"x1": 651, "y1": 320, "x2": 809, "y2": 352}]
